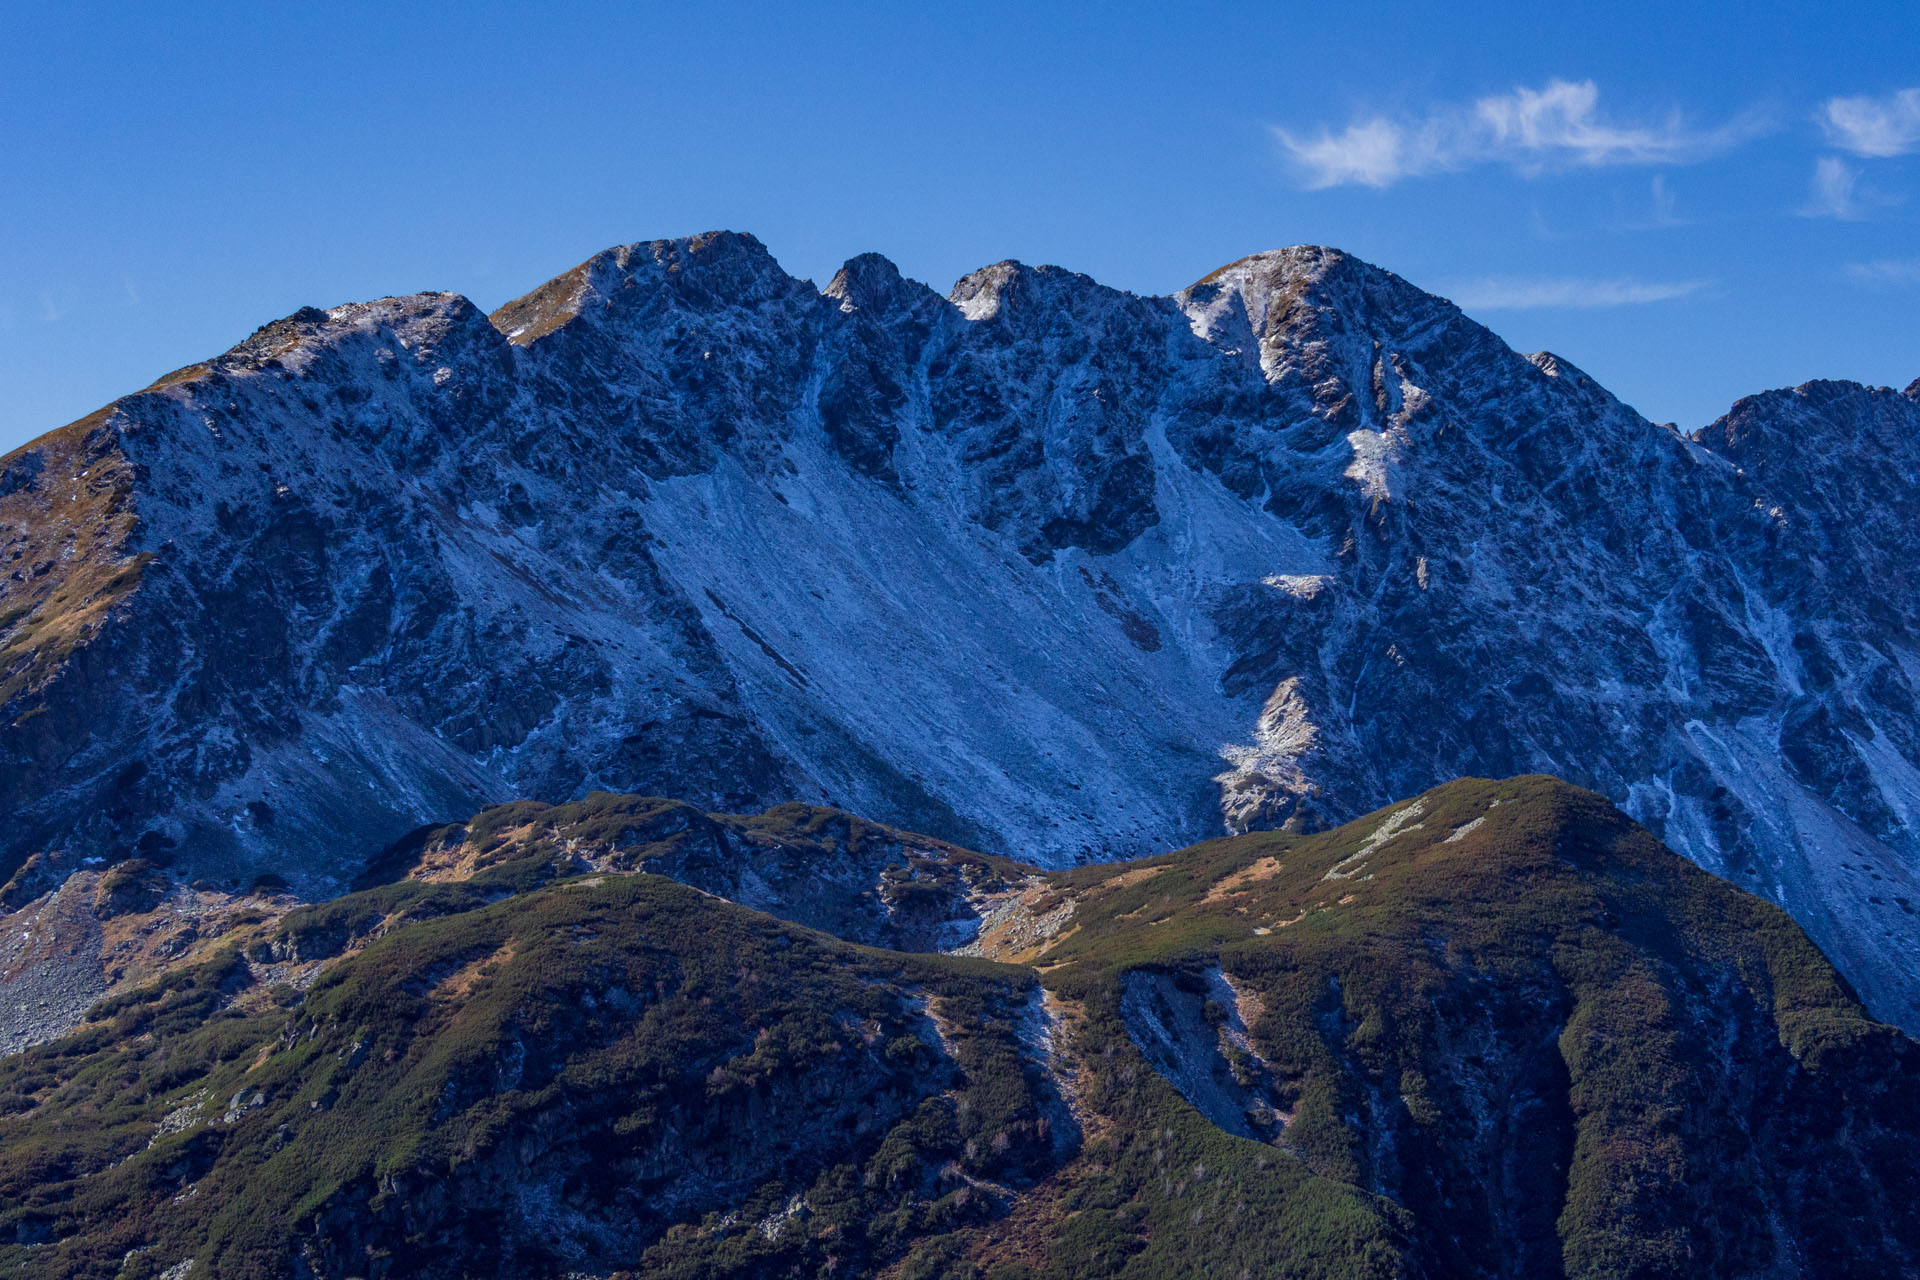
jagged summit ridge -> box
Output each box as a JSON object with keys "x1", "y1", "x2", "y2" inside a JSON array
[{"x1": 3, "y1": 232, "x2": 1920, "y2": 1034}]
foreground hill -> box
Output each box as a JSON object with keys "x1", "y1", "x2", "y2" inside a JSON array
[
  {"x1": 3, "y1": 778, "x2": 1914, "y2": 1279},
  {"x1": 2, "y1": 233, "x2": 1918, "y2": 1028},
  {"x1": 0, "y1": 797, "x2": 1025, "y2": 1055}
]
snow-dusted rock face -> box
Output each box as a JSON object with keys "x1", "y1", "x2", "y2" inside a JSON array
[{"x1": 3, "y1": 231, "x2": 1919, "y2": 1026}]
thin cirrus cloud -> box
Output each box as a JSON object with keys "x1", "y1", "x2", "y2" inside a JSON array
[
  {"x1": 1820, "y1": 88, "x2": 1920, "y2": 157},
  {"x1": 1802, "y1": 156, "x2": 1872, "y2": 220},
  {"x1": 1803, "y1": 87, "x2": 1918, "y2": 220},
  {"x1": 1846, "y1": 257, "x2": 1920, "y2": 287},
  {"x1": 1274, "y1": 79, "x2": 1768, "y2": 189},
  {"x1": 1438, "y1": 275, "x2": 1710, "y2": 311}
]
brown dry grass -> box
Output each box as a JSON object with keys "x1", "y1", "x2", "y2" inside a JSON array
[
  {"x1": 1202, "y1": 855, "x2": 1286, "y2": 903},
  {"x1": 431, "y1": 941, "x2": 517, "y2": 1002}
]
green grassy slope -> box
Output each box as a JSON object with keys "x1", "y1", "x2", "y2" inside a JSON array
[
  {"x1": 2, "y1": 776, "x2": 1916, "y2": 1280},
  {"x1": 0, "y1": 873, "x2": 1063, "y2": 1279},
  {"x1": 937, "y1": 775, "x2": 1920, "y2": 1280},
  {"x1": 358, "y1": 791, "x2": 1030, "y2": 951}
]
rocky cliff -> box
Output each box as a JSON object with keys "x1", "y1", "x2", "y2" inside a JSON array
[{"x1": 3, "y1": 232, "x2": 1919, "y2": 1029}]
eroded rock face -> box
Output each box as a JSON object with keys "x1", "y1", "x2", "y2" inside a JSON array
[{"x1": 3, "y1": 232, "x2": 1920, "y2": 1025}]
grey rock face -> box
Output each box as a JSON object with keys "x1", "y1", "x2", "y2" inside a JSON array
[{"x1": 3, "y1": 231, "x2": 1919, "y2": 1027}]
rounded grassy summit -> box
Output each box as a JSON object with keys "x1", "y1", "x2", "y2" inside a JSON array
[{"x1": 3, "y1": 777, "x2": 1914, "y2": 1278}]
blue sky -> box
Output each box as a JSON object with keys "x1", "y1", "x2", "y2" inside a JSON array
[{"x1": 2, "y1": 1, "x2": 1915, "y2": 453}]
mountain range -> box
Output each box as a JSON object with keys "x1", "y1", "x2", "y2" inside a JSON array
[
  {"x1": 4, "y1": 232, "x2": 1920, "y2": 1277},
  {"x1": 3, "y1": 231, "x2": 1918, "y2": 1029}
]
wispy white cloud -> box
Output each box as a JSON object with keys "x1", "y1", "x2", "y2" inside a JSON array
[
  {"x1": 1646, "y1": 174, "x2": 1684, "y2": 226},
  {"x1": 1799, "y1": 155, "x2": 1900, "y2": 219},
  {"x1": 1846, "y1": 257, "x2": 1920, "y2": 287},
  {"x1": 1525, "y1": 200, "x2": 1563, "y2": 240},
  {"x1": 1609, "y1": 174, "x2": 1690, "y2": 232},
  {"x1": 1440, "y1": 275, "x2": 1709, "y2": 310},
  {"x1": 1820, "y1": 88, "x2": 1920, "y2": 157},
  {"x1": 1475, "y1": 81, "x2": 1735, "y2": 165},
  {"x1": 1804, "y1": 156, "x2": 1864, "y2": 218},
  {"x1": 1274, "y1": 80, "x2": 1767, "y2": 189},
  {"x1": 1275, "y1": 117, "x2": 1435, "y2": 189}
]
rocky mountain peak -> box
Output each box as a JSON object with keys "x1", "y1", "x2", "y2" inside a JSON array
[
  {"x1": 5, "y1": 232, "x2": 1920, "y2": 1037},
  {"x1": 1174, "y1": 245, "x2": 1511, "y2": 429},
  {"x1": 823, "y1": 251, "x2": 931, "y2": 315},
  {"x1": 1705, "y1": 378, "x2": 1920, "y2": 463},
  {"x1": 312, "y1": 292, "x2": 498, "y2": 367},
  {"x1": 1177, "y1": 244, "x2": 1439, "y2": 345},
  {"x1": 946, "y1": 259, "x2": 1032, "y2": 322},
  {"x1": 219, "y1": 294, "x2": 492, "y2": 378},
  {"x1": 1179, "y1": 244, "x2": 1341, "y2": 327},
  {"x1": 595, "y1": 228, "x2": 795, "y2": 298},
  {"x1": 489, "y1": 230, "x2": 802, "y2": 347}
]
